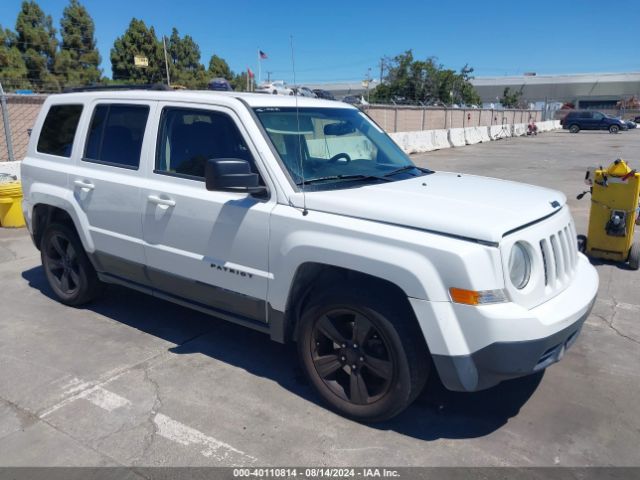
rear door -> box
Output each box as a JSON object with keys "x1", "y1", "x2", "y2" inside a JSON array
[
  {"x1": 140, "y1": 102, "x2": 273, "y2": 322},
  {"x1": 72, "y1": 100, "x2": 156, "y2": 285}
]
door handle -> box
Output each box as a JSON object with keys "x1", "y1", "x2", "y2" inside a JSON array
[
  {"x1": 147, "y1": 194, "x2": 176, "y2": 208},
  {"x1": 73, "y1": 179, "x2": 95, "y2": 191}
]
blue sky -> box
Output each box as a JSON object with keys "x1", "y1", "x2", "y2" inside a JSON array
[{"x1": 1, "y1": 0, "x2": 639, "y2": 83}]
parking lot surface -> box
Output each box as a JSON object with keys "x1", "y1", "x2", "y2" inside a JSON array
[{"x1": 0, "y1": 129, "x2": 639, "y2": 467}]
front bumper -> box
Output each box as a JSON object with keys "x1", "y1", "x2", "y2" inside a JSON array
[
  {"x1": 410, "y1": 253, "x2": 598, "y2": 392},
  {"x1": 431, "y1": 299, "x2": 593, "y2": 391}
]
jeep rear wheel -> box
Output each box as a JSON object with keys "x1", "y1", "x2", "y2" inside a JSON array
[
  {"x1": 298, "y1": 286, "x2": 429, "y2": 422},
  {"x1": 569, "y1": 124, "x2": 580, "y2": 133},
  {"x1": 41, "y1": 223, "x2": 102, "y2": 306}
]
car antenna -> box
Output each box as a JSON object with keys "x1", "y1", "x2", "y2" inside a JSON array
[{"x1": 290, "y1": 34, "x2": 308, "y2": 216}]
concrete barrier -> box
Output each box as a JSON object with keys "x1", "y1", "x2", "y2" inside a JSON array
[
  {"x1": 553, "y1": 120, "x2": 561, "y2": 129},
  {"x1": 0, "y1": 161, "x2": 21, "y2": 179},
  {"x1": 489, "y1": 124, "x2": 512, "y2": 140},
  {"x1": 432, "y1": 129, "x2": 451, "y2": 150},
  {"x1": 538, "y1": 120, "x2": 555, "y2": 132},
  {"x1": 464, "y1": 127, "x2": 482, "y2": 145},
  {"x1": 389, "y1": 130, "x2": 436, "y2": 154},
  {"x1": 512, "y1": 123, "x2": 527, "y2": 137},
  {"x1": 448, "y1": 128, "x2": 466, "y2": 147},
  {"x1": 479, "y1": 127, "x2": 491, "y2": 143}
]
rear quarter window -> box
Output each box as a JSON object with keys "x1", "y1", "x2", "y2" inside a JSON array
[{"x1": 36, "y1": 104, "x2": 83, "y2": 157}]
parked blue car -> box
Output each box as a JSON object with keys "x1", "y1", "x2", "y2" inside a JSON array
[{"x1": 561, "y1": 110, "x2": 628, "y2": 133}]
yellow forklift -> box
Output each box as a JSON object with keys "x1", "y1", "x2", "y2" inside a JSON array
[{"x1": 577, "y1": 159, "x2": 640, "y2": 270}]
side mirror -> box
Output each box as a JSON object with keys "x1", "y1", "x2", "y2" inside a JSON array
[{"x1": 205, "y1": 158, "x2": 265, "y2": 194}]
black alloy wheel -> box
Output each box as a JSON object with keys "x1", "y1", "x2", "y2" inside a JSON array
[
  {"x1": 310, "y1": 308, "x2": 394, "y2": 406},
  {"x1": 41, "y1": 223, "x2": 102, "y2": 305},
  {"x1": 44, "y1": 231, "x2": 81, "y2": 296},
  {"x1": 298, "y1": 286, "x2": 429, "y2": 422}
]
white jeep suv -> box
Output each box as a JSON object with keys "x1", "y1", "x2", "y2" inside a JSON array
[{"x1": 21, "y1": 89, "x2": 598, "y2": 421}]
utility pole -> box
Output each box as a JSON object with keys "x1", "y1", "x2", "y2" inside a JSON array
[
  {"x1": 162, "y1": 35, "x2": 171, "y2": 87},
  {"x1": 267, "y1": 71, "x2": 272, "y2": 82},
  {"x1": 379, "y1": 59, "x2": 384, "y2": 83}
]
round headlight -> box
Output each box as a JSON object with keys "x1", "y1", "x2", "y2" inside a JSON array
[{"x1": 509, "y1": 242, "x2": 531, "y2": 289}]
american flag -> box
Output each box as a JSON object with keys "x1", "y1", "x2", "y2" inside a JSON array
[{"x1": 259, "y1": 50, "x2": 268, "y2": 59}]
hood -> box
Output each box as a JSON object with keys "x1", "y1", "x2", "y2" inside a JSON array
[{"x1": 290, "y1": 172, "x2": 566, "y2": 244}]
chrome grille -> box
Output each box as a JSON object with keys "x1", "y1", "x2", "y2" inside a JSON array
[{"x1": 539, "y1": 221, "x2": 578, "y2": 287}]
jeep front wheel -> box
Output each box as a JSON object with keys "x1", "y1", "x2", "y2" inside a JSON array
[
  {"x1": 298, "y1": 286, "x2": 429, "y2": 422},
  {"x1": 41, "y1": 223, "x2": 102, "y2": 306}
]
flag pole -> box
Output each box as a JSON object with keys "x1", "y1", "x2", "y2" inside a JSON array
[{"x1": 257, "y1": 48, "x2": 261, "y2": 84}]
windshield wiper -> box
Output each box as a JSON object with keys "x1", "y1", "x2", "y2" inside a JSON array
[
  {"x1": 383, "y1": 165, "x2": 433, "y2": 177},
  {"x1": 296, "y1": 174, "x2": 393, "y2": 186}
]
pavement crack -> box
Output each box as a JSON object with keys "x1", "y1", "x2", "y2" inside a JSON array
[
  {"x1": 592, "y1": 311, "x2": 640, "y2": 346},
  {"x1": 135, "y1": 362, "x2": 164, "y2": 464},
  {"x1": 0, "y1": 393, "x2": 129, "y2": 468}
]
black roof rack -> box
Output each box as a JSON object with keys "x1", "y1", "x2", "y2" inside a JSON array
[{"x1": 63, "y1": 83, "x2": 171, "y2": 93}]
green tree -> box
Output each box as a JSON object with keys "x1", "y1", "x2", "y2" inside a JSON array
[
  {"x1": 55, "y1": 0, "x2": 101, "y2": 87},
  {"x1": 14, "y1": 0, "x2": 59, "y2": 91},
  {"x1": 208, "y1": 54, "x2": 232, "y2": 80},
  {"x1": 370, "y1": 50, "x2": 481, "y2": 106},
  {"x1": 0, "y1": 25, "x2": 30, "y2": 90},
  {"x1": 167, "y1": 28, "x2": 206, "y2": 88},
  {"x1": 456, "y1": 64, "x2": 481, "y2": 106},
  {"x1": 231, "y1": 71, "x2": 255, "y2": 92},
  {"x1": 499, "y1": 87, "x2": 522, "y2": 108},
  {"x1": 110, "y1": 18, "x2": 164, "y2": 84}
]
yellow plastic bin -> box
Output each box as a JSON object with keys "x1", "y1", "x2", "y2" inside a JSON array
[{"x1": 0, "y1": 181, "x2": 26, "y2": 228}]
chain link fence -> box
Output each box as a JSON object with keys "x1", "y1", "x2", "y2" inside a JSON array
[{"x1": 0, "y1": 94, "x2": 47, "y2": 163}]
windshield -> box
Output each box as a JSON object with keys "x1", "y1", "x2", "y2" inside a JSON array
[{"x1": 253, "y1": 107, "x2": 428, "y2": 189}]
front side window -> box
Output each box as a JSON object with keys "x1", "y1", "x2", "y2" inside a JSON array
[
  {"x1": 37, "y1": 104, "x2": 83, "y2": 157},
  {"x1": 593, "y1": 113, "x2": 604, "y2": 120},
  {"x1": 155, "y1": 107, "x2": 255, "y2": 179},
  {"x1": 84, "y1": 104, "x2": 149, "y2": 169},
  {"x1": 254, "y1": 107, "x2": 428, "y2": 189}
]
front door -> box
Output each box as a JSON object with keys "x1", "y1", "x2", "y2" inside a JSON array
[
  {"x1": 141, "y1": 103, "x2": 273, "y2": 323},
  {"x1": 592, "y1": 112, "x2": 605, "y2": 130}
]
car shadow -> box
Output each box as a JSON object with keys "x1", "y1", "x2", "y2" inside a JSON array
[{"x1": 22, "y1": 265, "x2": 542, "y2": 441}]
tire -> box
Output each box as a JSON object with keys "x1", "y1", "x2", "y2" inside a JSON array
[
  {"x1": 569, "y1": 124, "x2": 580, "y2": 133},
  {"x1": 40, "y1": 222, "x2": 102, "y2": 306},
  {"x1": 609, "y1": 125, "x2": 620, "y2": 134},
  {"x1": 629, "y1": 242, "x2": 640, "y2": 270},
  {"x1": 577, "y1": 234, "x2": 587, "y2": 254},
  {"x1": 297, "y1": 284, "x2": 429, "y2": 422},
  {"x1": 272, "y1": 90, "x2": 278, "y2": 95}
]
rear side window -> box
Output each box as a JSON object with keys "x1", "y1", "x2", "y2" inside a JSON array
[
  {"x1": 84, "y1": 104, "x2": 149, "y2": 169},
  {"x1": 37, "y1": 104, "x2": 83, "y2": 157}
]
